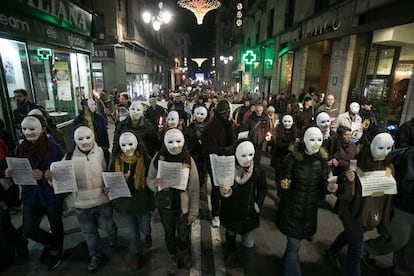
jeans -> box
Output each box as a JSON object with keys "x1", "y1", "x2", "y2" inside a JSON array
[
  {"x1": 124, "y1": 212, "x2": 151, "y2": 254},
  {"x1": 365, "y1": 207, "x2": 414, "y2": 275},
  {"x1": 283, "y1": 236, "x2": 302, "y2": 276},
  {"x1": 227, "y1": 230, "x2": 255, "y2": 248},
  {"x1": 76, "y1": 203, "x2": 118, "y2": 257},
  {"x1": 209, "y1": 173, "x2": 220, "y2": 217},
  {"x1": 158, "y1": 208, "x2": 189, "y2": 255},
  {"x1": 23, "y1": 203, "x2": 64, "y2": 252},
  {"x1": 329, "y1": 229, "x2": 364, "y2": 276}
]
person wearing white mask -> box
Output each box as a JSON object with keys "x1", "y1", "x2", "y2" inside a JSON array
[
  {"x1": 5, "y1": 115, "x2": 65, "y2": 270},
  {"x1": 325, "y1": 130, "x2": 394, "y2": 276},
  {"x1": 189, "y1": 106, "x2": 209, "y2": 199},
  {"x1": 166, "y1": 110, "x2": 180, "y2": 129},
  {"x1": 276, "y1": 127, "x2": 334, "y2": 276},
  {"x1": 219, "y1": 140, "x2": 268, "y2": 275},
  {"x1": 336, "y1": 102, "x2": 363, "y2": 143},
  {"x1": 316, "y1": 112, "x2": 338, "y2": 164},
  {"x1": 271, "y1": 114, "x2": 300, "y2": 200},
  {"x1": 147, "y1": 128, "x2": 199, "y2": 275},
  {"x1": 74, "y1": 98, "x2": 109, "y2": 148},
  {"x1": 110, "y1": 131, "x2": 154, "y2": 270},
  {"x1": 56, "y1": 125, "x2": 116, "y2": 273},
  {"x1": 113, "y1": 101, "x2": 160, "y2": 157}
]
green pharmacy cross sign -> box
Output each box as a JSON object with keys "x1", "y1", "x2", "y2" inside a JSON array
[
  {"x1": 37, "y1": 48, "x2": 53, "y2": 60},
  {"x1": 242, "y1": 50, "x2": 257, "y2": 65}
]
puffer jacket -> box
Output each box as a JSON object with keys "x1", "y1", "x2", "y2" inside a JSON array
[
  {"x1": 220, "y1": 166, "x2": 268, "y2": 234},
  {"x1": 70, "y1": 143, "x2": 110, "y2": 209},
  {"x1": 276, "y1": 148, "x2": 329, "y2": 239}
]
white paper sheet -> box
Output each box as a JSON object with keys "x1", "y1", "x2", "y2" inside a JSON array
[
  {"x1": 358, "y1": 170, "x2": 397, "y2": 197},
  {"x1": 5, "y1": 157, "x2": 37, "y2": 185},
  {"x1": 238, "y1": 131, "x2": 249, "y2": 139},
  {"x1": 50, "y1": 160, "x2": 78, "y2": 194},
  {"x1": 209, "y1": 154, "x2": 235, "y2": 187},
  {"x1": 102, "y1": 172, "x2": 132, "y2": 200},
  {"x1": 157, "y1": 161, "x2": 184, "y2": 190}
]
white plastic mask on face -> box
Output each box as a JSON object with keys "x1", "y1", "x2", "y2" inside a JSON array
[
  {"x1": 304, "y1": 127, "x2": 323, "y2": 155},
  {"x1": 194, "y1": 106, "x2": 208, "y2": 123},
  {"x1": 316, "y1": 112, "x2": 331, "y2": 130},
  {"x1": 370, "y1": 133, "x2": 394, "y2": 161},
  {"x1": 282, "y1": 115, "x2": 293, "y2": 129},
  {"x1": 21, "y1": 116, "x2": 43, "y2": 141},
  {"x1": 167, "y1": 111, "x2": 179, "y2": 128},
  {"x1": 87, "y1": 99, "x2": 97, "y2": 113},
  {"x1": 74, "y1": 126, "x2": 95, "y2": 152},
  {"x1": 349, "y1": 102, "x2": 360, "y2": 114},
  {"x1": 129, "y1": 101, "x2": 144, "y2": 121},
  {"x1": 119, "y1": 132, "x2": 138, "y2": 157},
  {"x1": 164, "y1": 129, "x2": 185, "y2": 155},
  {"x1": 235, "y1": 141, "x2": 255, "y2": 167}
]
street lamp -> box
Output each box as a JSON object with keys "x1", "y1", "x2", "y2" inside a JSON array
[
  {"x1": 219, "y1": 55, "x2": 233, "y2": 64},
  {"x1": 142, "y1": 2, "x2": 172, "y2": 31}
]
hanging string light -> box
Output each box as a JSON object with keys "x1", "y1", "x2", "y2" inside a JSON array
[{"x1": 177, "y1": 0, "x2": 222, "y2": 25}]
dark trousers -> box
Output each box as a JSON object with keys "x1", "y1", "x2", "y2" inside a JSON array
[
  {"x1": 23, "y1": 203, "x2": 64, "y2": 252},
  {"x1": 158, "y1": 208, "x2": 189, "y2": 256},
  {"x1": 0, "y1": 209, "x2": 26, "y2": 267},
  {"x1": 329, "y1": 229, "x2": 364, "y2": 276}
]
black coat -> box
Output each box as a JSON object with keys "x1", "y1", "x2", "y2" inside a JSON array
[
  {"x1": 276, "y1": 150, "x2": 328, "y2": 239},
  {"x1": 220, "y1": 167, "x2": 268, "y2": 234}
]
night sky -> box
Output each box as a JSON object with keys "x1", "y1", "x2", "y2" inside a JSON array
[{"x1": 165, "y1": 0, "x2": 218, "y2": 57}]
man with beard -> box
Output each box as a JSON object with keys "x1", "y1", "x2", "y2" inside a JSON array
[{"x1": 13, "y1": 89, "x2": 37, "y2": 134}]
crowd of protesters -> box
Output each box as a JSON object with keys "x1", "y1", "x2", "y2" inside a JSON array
[{"x1": 0, "y1": 86, "x2": 413, "y2": 276}]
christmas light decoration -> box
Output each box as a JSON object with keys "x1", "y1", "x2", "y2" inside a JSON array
[{"x1": 177, "y1": 0, "x2": 222, "y2": 25}]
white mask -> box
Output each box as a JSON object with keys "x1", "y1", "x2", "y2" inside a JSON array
[
  {"x1": 21, "y1": 116, "x2": 43, "y2": 141},
  {"x1": 370, "y1": 133, "x2": 394, "y2": 161},
  {"x1": 316, "y1": 112, "x2": 331, "y2": 130},
  {"x1": 194, "y1": 106, "x2": 208, "y2": 123},
  {"x1": 74, "y1": 126, "x2": 95, "y2": 152},
  {"x1": 304, "y1": 127, "x2": 323, "y2": 155},
  {"x1": 129, "y1": 101, "x2": 144, "y2": 121},
  {"x1": 349, "y1": 102, "x2": 360, "y2": 114},
  {"x1": 28, "y1": 109, "x2": 43, "y2": 116},
  {"x1": 87, "y1": 99, "x2": 97, "y2": 113},
  {"x1": 119, "y1": 132, "x2": 138, "y2": 157},
  {"x1": 164, "y1": 129, "x2": 185, "y2": 155},
  {"x1": 282, "y1": 115, "x2": 293, "y2": 129},
  {"x1": 167, "y1": 111, "x2": 179, "y2": 128},
  {"x1": 235, "y1": 141, "x2": 255, "y2": 167}
]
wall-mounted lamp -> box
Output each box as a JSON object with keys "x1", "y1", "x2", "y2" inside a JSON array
[{"x1": 142, "y1": 2, "x2": 172, "y2": 31}]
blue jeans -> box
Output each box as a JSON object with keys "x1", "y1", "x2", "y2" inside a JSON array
[
  {"x1": 124, "y1": 213, "x2": 151, "y2": 254},
  {"x1": 283, "y1": 236, "x2": 302, "y2": 276},
  {"x1": 227, "y1": 230, "x2": 255, "y2": 248},
  {"x1": 23, "y1": 203, "x2": 64, "y2": 252},
  {"x1": 76, "y1": 203, "x2": 118, "y2": 257},
  {"x1": 329, "y1": 229, "x2": 364, "y2": 276}
]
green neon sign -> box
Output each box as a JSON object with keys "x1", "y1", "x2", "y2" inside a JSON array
[
  {"x1": 37, "y1": 48, "x2": 53, "y2": 60},
  {"x1": 242, "y1": 50, "x2": 257, "y2": 65}
]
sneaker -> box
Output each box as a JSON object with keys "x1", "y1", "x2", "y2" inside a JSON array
[
  {"x1": 88, "y1": 256, "x2": 102, "y2": 273},
  {"x1": 363, "y1": 253, "x2": 377, "y2": 270},
  {"x1": 48, "y1": 251, "x2": 63, "y2": 270},
  {"x1": 212, "y1": 216, "x2": 220, "y2": 228},
  {"x1": 167, "y1": 255, "x2": 178, "y2": 275},
  {"x1": 145, "y1": 234, "x2": 152, "y2": 249},
  {"x1": 324, "y1": 249, "x2": 341, "y2": 272},
  {"x1": 131, "y1": 254, "x2": 143, "y2": 269},
  {"x1": 39, "y1": 246, "x2": 51, "y2": 263}
]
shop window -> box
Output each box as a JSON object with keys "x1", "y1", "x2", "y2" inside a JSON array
[{"x1": 0, "y1": 38, "x2": 32, "y2": 110}]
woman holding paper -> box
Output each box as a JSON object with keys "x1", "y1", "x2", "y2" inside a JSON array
[
  {"x1": 110, "y1": 131, "x2": 154, "y2": 269},
  {"x1": 147, "y1": 128, "x2": 199, "y2": 275},
  {"x1": 325, "y1": 130, "x2": 394, "y2": 276},
  {"x1": 4, "y1": 115, "x2": 65, "y2": 270},
  {"x1": 219, "y1": 139, "x2": 268, "y2": 275}
]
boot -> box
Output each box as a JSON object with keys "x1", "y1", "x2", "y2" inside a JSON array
[
  {"x1": 225, "y1": 232, "x2": 239, "y2": 268},
  {"x1": 178, "y1": 249, "x2": 192, "y2": 269},
  {"x1": 167, "y1": 255, "x2": 178, "y2": 275},
  {"x1": 240, "y1": 246, "x2": 255, "y2": 276}
]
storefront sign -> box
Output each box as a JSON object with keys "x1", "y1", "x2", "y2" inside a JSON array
[
  {"x1": 0, "y1": 10, "x2": 92, "y2": 52},
  {"x1": 93, "y1": 47, "x2": 115, "y2": 58},
  {"x1": 301, "y1": 16, "x2": 341, "y2": 39},
  {"x1": 2, "y1": 0, "x2": 92, "y2": 36}
]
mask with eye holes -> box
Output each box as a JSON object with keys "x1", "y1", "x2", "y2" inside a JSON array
[
  {"x1": 194, "y1": 106, "x2": 208, "y2": 123},
  {"x1": 167, "y1": 111, "x2": 179, "y2": 128},
  {"x1": 316, "y1": 112, "x2": 331, "y2": 130},
  {"x1": 74, "y1": 126, "x2": 95, "y2": 152},
  {"x1": 21, "y1": 116, "x2": 44, "y2": 141},
  {"x1": 164, "y1": 129, "x2": 185, "y2": 155},
  {"x1": 235, "y1": 141, "x2": 255, "y2": 167},
  {"x1": 370, "y1": 133, "x2": 394, "y2": 161},
  {"x1": 129, "y1": 101, "x2": 144, "y2": 121},
  {"x1": 304, "y1": 127, "x2": 323, "y2": 155},
  {"x1": 119, "y1": 132, "x2": 138, "y2": 157}
]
